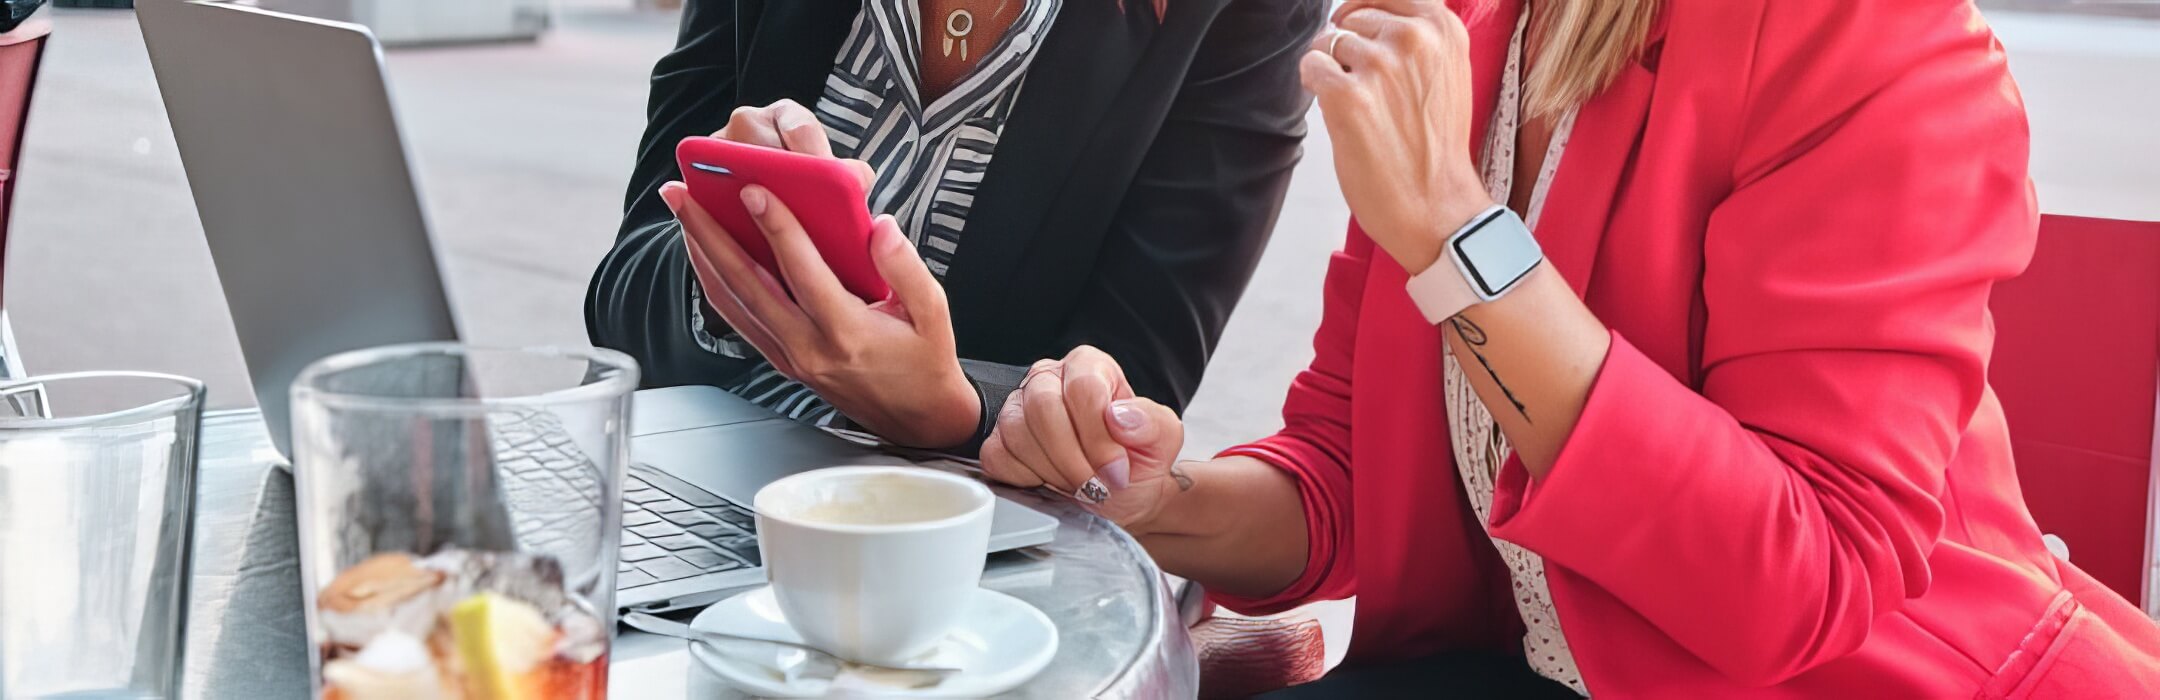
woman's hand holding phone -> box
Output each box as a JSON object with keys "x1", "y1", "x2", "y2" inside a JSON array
[
  {"x1": 712, "y1": 99, "x2": 875, "y2": 187},
  {"x1": 665, "y1": 100, "x2": 980, "y2": 449}
]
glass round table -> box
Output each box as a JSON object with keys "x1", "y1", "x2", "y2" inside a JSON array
[{"x1": 181, "y1": 409, "x2": 1198, "y2": 698}]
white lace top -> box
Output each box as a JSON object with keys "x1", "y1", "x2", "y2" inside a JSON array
[{"x1": 1443, "y1": 10, "x2": 1590, "y2": 696}]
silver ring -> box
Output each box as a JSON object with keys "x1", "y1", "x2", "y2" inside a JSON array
[
  {"x1": 1019, "y1": 364, "x2": 1063, "y2": 391},
  {"x1": 1327, "y1": 29, "x2": 1347, "y2": 62}
]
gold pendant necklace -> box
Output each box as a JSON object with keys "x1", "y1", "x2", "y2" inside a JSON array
[
  {"x1": 941, "y1": 7, "x2": 974, "y2": 61},
  {"x1": 938, "y1": 0, "x2": 1009, "y2": 63}
]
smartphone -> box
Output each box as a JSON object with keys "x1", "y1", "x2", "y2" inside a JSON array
[{"x1": 674, "y1": 136, "x2": 890, "y2": 303}]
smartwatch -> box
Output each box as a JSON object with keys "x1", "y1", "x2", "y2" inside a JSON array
[{"x1": 1404, "y1": 205, "x2": 1544, "y2": 324}]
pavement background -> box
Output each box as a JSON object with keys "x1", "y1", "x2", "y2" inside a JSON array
[{"x1": 7, "y1": 0, "x2": 2156, "y2": 671}]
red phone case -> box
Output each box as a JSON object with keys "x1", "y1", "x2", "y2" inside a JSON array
[{"x1": 674, "y1": 136, "x2": 890, "y2": 303}]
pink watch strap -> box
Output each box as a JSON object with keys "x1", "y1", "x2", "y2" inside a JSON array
[{"x1": 1404, "y1": 252, "x2": 1482, "y2": 325}]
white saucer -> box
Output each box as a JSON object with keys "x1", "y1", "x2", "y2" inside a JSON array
[{"x1": 689, "y1": 585, "x2": 1058, "y2": 698}]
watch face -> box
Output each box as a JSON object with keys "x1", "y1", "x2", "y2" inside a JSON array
[{"x1": 1453, "y1": 212, "x2": 1543, "y2": 298}]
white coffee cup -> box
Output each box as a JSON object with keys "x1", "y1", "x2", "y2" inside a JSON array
[{"x1": 753, "y1": 466, "x2": 995, "y2": 665}]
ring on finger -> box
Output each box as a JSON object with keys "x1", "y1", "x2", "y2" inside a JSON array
[
  {"x1": 1327, "y1": 28, "x2": 1348, "y2": 64},
  {"x1": 1020, "y1": 364, "x2": 1064, "y2": 391}
]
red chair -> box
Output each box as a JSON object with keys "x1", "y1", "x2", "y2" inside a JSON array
[
  {"x1": 0, "y1": 15, "x2": 50, "y2": 379},
  {"x1": 1988, "y1": 214, "x2": 2160, "y2": 613},
  {"x1": 1182, "y1": 588, "x2": 1328, "y2": 698}
]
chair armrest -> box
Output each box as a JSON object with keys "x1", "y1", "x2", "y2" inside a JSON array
[{"x1": 1182, "y1": 582, "x2": 1330, "y2": 697}]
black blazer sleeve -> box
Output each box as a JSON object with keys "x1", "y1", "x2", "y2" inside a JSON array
[
  {"x1": 1036, "y1": 0, "x2": 1321, "y2": 415},
  {"x1": 585, "y1": 0, "x2": 752, "y2": 388}
]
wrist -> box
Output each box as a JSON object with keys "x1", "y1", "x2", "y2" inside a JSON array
[
  {"x1": 1123, "y1": 479, "x2": 1172, "y2": 539},
  {"x1": 1390, "y1": 189, "x2": 1496, "y2": 275},
  {"x1": 1126, "y1": 461, "x2": 1204, "y2": 539},
  {"x1": 906, "y1": 365, "x2": 981, "y2": 449}
]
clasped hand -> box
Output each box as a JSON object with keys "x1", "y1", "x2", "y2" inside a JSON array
[
  {"x1": 1302, "y1": 0, "x2": 1495, "y2": 273},
  {"x1": 979, "y1": 346, "x2": 1187, "y2": 531},
  {"x1": 663, "y1": 100, "x2": 979, "y2": 448}
]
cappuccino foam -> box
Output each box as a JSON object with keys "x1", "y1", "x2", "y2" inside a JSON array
[{"x1": 779, "y1": 472, "x2": 977, "y2": 525}]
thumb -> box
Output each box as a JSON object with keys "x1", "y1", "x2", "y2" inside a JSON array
[{"x1": 1101, "y1": 398, "x2": 1183, "y2": 487}]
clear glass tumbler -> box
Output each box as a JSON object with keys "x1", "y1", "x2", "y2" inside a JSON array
[
  {"x1": 289, "y1": 344, "x2": 636, "y2": 700},
  {"x1": 0, "y1": 371, "x2": 207, "y2": 700}
]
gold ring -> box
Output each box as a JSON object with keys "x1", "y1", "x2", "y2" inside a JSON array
[{"x1": 1328, "y1": 29, "x2": 1347, "y2": 62}]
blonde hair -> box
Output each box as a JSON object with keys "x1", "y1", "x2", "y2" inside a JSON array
[{"x1": 1523, "y1": 0, "x2": 1659, "y2": 118}]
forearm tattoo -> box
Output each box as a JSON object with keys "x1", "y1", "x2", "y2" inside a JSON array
[
  {"x1": 1170, "y1": 463, "x2": 1195, "y2": 492},
  {"x1": 1449, "y1": 316, "x2": 1531, "y2": 423}
]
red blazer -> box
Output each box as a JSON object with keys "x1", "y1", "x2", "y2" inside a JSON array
[{"x1": 1213, "y1": 0, "x2": 2160, "y2": 696}]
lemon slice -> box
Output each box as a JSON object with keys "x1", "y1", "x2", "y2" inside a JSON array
[{"x1": 448, "y1": 592, "x2": 557, "y2": 699}]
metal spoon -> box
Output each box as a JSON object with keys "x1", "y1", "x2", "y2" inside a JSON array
[{"x1": 621, "y1": 611, "x2": 962, "y2": 687}]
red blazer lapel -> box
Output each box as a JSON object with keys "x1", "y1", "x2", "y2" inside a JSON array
[{"x1": 1533, "y1": 17, "x2": 1665, "y2": 301}]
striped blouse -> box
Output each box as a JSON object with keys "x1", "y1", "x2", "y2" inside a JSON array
[{"x1": 688, "y1": 0, "x2": 1062, "y2": 425}]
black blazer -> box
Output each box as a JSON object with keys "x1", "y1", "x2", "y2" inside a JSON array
[{"x1": 586, "y1": 0, "x2": 1323, "y2": 449}]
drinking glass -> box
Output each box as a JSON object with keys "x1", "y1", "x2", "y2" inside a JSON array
[
  {"x1": 289, "y1": 344, "x2": 635, "y2": 700},
  {"x1": 0, "y1": 371, "x2": 207, "y2": 700}
]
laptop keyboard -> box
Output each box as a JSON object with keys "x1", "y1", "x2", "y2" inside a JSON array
[
  {"x1": 484, "y1": 408, "x2": 760, "y2": 592},
  {"x1": 617, "y1": 462, "x2": 761, "y2": 589}
]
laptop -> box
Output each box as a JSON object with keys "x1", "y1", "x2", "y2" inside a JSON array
[{"x1": 137, "y1": 0, "x2": 1058, "y2": 612}]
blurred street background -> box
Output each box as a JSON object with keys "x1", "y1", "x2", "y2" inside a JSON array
[{"x1": 7, "y1": 0, "x2": 2157, "y2": 665}]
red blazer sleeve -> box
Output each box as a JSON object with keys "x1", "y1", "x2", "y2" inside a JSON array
[
  {"x1": 1486, "y1": 1, "x2": 2036, "y2": 686},
  {"x1": 1208, "y1": 227, "x2": 1376, "y2": 615}
]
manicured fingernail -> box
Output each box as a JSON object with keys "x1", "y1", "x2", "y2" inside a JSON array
[
  {"x1": 1109, "y1": 401, "x2": 1146, "y2": 430},
  {"x1": 658, "y1": 182, "x2": 686, "y2": 215},
  {"x1": 740, "y1": 186, "x2": 768, "y2": 216},
  {"x1": 1099, "y1": 458, "x2": 1131, "y2": 490},
  {"x1": 1073, "y1": 478, "x2": 1110, "y2": 505}
]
